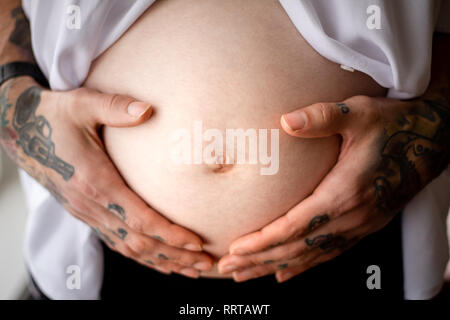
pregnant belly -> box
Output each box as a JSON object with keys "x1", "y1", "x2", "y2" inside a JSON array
[{"x1": 84, "y1": 0, "x2": 386, "y2": 270}]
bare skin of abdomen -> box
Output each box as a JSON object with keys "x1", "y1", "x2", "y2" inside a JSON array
[{"x1": 84, "y1": 0, "x2": 386, "y2": 276}]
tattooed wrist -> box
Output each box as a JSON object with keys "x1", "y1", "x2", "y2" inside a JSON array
[
  {"x1": 0, "y1": 77, "x2": 73, "y2": 209},
  {"x1": 373, "y1": 97, "x2": 450, "y2": 215},
  {"x1": 1, "y1": 5, "x2": 35, "y2": 65}
]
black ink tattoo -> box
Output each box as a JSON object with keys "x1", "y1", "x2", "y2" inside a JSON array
[
  {"x1": 337, "y1": 103, "x2": 350, "y2": 114},
  {"x1": 94, "y1": 227, "x2": 115, "y2": 247},
  {"x1": 9, "y1": 7, "x2": 33, "y2": 54},
  {"x1": 107, "y1": 203, "x2": 126, "y2": 221},
  {"x1": 0, "y1": 83, "x2": 13, "y2": 128},
  {"x1": 151, "y1": 235, "x2": 164, "y2": 242},
  {"x1": 263, "y1": 260, "x2": 274, "y2": 265},
  {"x1": 158, "y1": 253, "x2": 168, "y2": 260},
  {"x1": 372, "y1": 99, "x2": 450, "y2": 215},
  {"x1": 145, "y1": 260, "x2": 155, "y2": 265},
  {"x1": 305, "y1": 234, "x2": 348, "y2": 253},
  {"x1": 12, "y1": 87, "x2": 75, "y2": 181},
  {"x1": 278, "y1": 263, "x2": 288, "y2": 270},
  {"x1": 110, "y1": 227, "x2": 128, "y2": 240},
  {"x1": 0, "y1": 82, "x2": 19, "y2": 159},
  {"x1": 267, "y1": 242, "x2": 283, "y2": 250},
  {"x1": 307, "y1": 214, "x2": 330, "y2": 232}
]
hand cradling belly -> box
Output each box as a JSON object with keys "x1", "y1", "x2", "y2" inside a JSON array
[{"x1": 83, "y1": 0, "x2": 386, "y2": 275}]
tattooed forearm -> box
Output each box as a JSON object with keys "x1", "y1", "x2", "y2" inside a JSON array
[
  {"x1": 1, "y1": 3, "x2": 36, "y2": 65},
  {"x1": 373, "y1": 99, "x2": 450, "y2": 215},
  {"x1": 1, "y1": 80, "x2": 71, "y2": 206},
  {"x1": 43, "y1": 178, "x2": 69, "y2": 204},
  {"x1": 9, "y1": 7, "x2": 32, "y2": 55},
  {"x1": 12, "y1": 86, "x2": 75, "y2": 180},
  {"x1": 0, "y1": 82, "x2": 18, "y2": 159},
  {"x1": 107, "y1": 203, "x2": 126, "y2": 220},
  {"x1": 0, "y1": 83, "x2": 13, "y2": 127}
]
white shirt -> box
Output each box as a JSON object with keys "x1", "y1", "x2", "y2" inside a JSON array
[{"x1": 21, "y1": 0, "x2": 450, "y2": 300}]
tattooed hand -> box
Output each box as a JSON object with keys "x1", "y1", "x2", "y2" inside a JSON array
[
  {"x1": 217, "y1": 90, "x2": 450, "y2": 282},
  {"x1": 0, "y1": 77, "x2": 214, "y2": 278}
]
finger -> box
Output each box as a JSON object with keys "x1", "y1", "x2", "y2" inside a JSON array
[
  {"x1": 275, "y1": 224, "x2": 374, "y2": 283},
  {"x1": 231, "y1": 248, "x2": 314, "y2": 282},
  {"x1": 232, "y1": 235, "x2": 347, "y2": 283},
  {"x1": 71, "y1": 88, "x2": 153, "y2": 127},
  {"x1": 280, "y1": 97, "x2": 367, "y2": 138},
  {"x1": 275, "y1": 246, "x2": 342, "y2": 283},
  {"x1": 72, "y1": 153, "x2": 206, "y2": 251},
  {"x1": 82, "y1": 213, "x2": 202, "y2": 278},
  {"x1": 72, "y1": 195, "x2": 215, "y2": 271},
  {"x1": 229, "y1": 192, "x2": 330, "y2": 255},
  {"x1": 139, "y1": 256, "x2": 201, "y2": 279},
  {"x1": 221, "y1": 207, "x2": 368, "y2": 274},
  {"x1": 229, "y1": 159, "x2": 377, "y2": 257},
  {"x1": 219, "y1": 239, "x2": 310, "y2": 274},
  {"x1": 95, "y1": 225, "x2": 198, "y2": 278},
  {"x1": 67, "y1": 207, "x2": 199, "y2": 277},
  {"x1": 123, "y1": 232, "x2": 214, "y2": 271}
]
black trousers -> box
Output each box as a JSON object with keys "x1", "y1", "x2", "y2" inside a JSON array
[
  {"x1": 100, "y1": 212, "x2": 404, "y2": 301},
  {"x1": 29, "y1": 212, "x2": 403, "y2": 302}
]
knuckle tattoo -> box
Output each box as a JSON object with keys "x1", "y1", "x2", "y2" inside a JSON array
[
  {"x1": 158, "y1": 253, "x2": 169, "y2": 260},
  {"x1": 336, "y1": 102, "x2": 350, "y2": 114}
]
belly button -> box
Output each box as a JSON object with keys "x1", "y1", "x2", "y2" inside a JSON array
[
  {"x1": 206, "y1": 153, "x2": 234, "y2": 173},
  {"x1": 209, "y1": 163, "x2": 234, "y2": 173}
]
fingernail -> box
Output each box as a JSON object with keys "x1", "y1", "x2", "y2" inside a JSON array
[
  {"x1": 180, "y1": 268, "x2": 199, "y2": 279},
  {"x1": 184, "y1": 243, "x2": 202, "y2": 251},
  {"x1": 127, "y1": 102, "x2": 152, "y2": 117},
  {"x1": 220, "y1": 265, "x2": 237, "y2": 273},
  {"x1": 193, "y1": 262, "x2": 212, "y2": 271},
  {"x1": 282, "y1": 112, "x2": 306, "y2": 130}
]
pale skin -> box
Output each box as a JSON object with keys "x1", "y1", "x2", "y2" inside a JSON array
[
  {"x1": 0, "y1": 0, "x2": 214, "y2": 279},
  {"x1": 218, "y1": 33, "x2": 450, "y2": 283},
  {"x1": 2, "y1": 0, "x2": 449, "y2": 285}
]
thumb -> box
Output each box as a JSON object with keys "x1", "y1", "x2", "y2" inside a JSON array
[
  {"x1": 281, "y1": 102, "x2": 352, "y2": 138},
  {"x1": 79, "y1": 89, "x2": 153, "y2": 127}
]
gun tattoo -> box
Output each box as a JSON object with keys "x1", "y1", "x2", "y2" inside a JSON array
[{"x1": 12, "y1": 87, "x2": 75, "y2": 181}]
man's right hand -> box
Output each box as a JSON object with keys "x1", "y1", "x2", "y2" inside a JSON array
[{"x1": 0, "y1": 76, "x2": 214, "y2": 278}]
